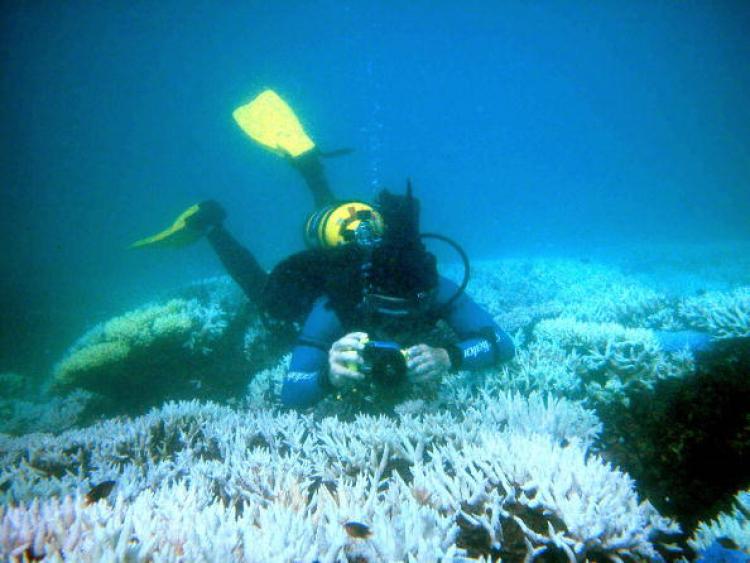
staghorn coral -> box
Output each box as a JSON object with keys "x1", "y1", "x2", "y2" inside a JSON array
[
  {"x1": 412, "y1": 431, "x2": 678, "y2": 560},
  {"x1": 532, "y1": 317, "x2": 694, "y2": 406},
  {"x1": 0, "y1": 390, "x2": 95, "y2": 436},
  {"x1": 444, "y1": 258, "x2": 682, "y2": 338},
  {"x1": 443, "y1": 258, "x2": 629, "y2": 327},
  {"x1": 679, "y1": 286, "x2": 750, "y2": 339},
  {"x1": 690, "y1": 489, "x2": 750, "y2": 554},
  {"x1": 561, "y1": 284, "x2": 675, "y2": 328},
  {"x1": 493, "y1": 338, "x2": 583, "y2": 398},
  {"x1": 0, "y1": 393, "x2": 679, "y2": 560}
]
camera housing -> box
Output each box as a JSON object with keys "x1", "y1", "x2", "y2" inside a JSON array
[{"x1": 361, "y1": 340, "x2": 407, "y2": 386}]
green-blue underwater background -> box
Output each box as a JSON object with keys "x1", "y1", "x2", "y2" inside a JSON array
[{"x1": 2, "y1": 1, "x2": 748, "y2": 377}]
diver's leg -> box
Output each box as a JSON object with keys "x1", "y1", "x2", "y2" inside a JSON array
[
  {"x1": 292, "y1": 152, "x2": 336, "y2": 207},
  {"x1": 206, "y1": 226, "x2": 268, "y2": 304}
]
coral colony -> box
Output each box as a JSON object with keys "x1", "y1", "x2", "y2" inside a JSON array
[{"x1": 2, "y1": 252, "x2": 750, "y2": 560}]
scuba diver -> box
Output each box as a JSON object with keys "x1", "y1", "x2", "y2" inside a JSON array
[{"x1": 132, "y1": 90, "x2": 515, "y2": 409}]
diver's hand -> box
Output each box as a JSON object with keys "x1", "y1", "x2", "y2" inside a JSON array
[
  {"x1": 328, "y1": 332, "x2": 368, "y2": 388},
  {"x1": 405, "y1": 344, "x2": 451, "y2": 384},
  {"x1": 185, "y1": 200, "x2": 227, "y2": 232}
]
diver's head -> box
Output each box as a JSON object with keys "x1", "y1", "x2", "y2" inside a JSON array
[
  {"x1": 304, "y1": 184, "x2": 438, "y2": 321},
  {"x1": 303, "y1": 182, "x2": 420, "y2": 250},
  {"x1": 304, "y1": 201, "x2": 384, "y2": 249},
  {"x1": 362, "y1": 183, "x2": 439, "y2": 322}
]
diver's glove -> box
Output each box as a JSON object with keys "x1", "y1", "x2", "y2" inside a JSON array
[{"x1": 185, "y1": 200, "x2": 227, "y2": 232}]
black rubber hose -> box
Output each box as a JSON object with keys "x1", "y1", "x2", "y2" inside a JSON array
[{"x1": 420, "y1": 232, "x2": 471, "y2": 311}]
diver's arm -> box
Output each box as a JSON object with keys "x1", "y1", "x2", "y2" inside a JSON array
[
  {"x1": 205, "y1": 225, "x2": 268, "y2": 304},
  {"x1": 281, "y1": 297, "x2": 344, "y2": 409},
  {"x1": 437, "y1": 277, "x2": 515, "y2": 371},
  {"x1": 281, "y1": 344, "x2": 330, "y2": 409}
]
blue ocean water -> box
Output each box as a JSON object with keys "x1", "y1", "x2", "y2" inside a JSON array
[{"x1": 1, "y1": 1, "x2": 748, "y2": 378}]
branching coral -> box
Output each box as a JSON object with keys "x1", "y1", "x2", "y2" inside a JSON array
[
  {"x1": 679, "y1": 287, "x2": 750, "y2": 339},
  {"x1": 494, "y1": 339, "x2": 583, "y2": 398},
  {"x1": 0, "y1": 395, "x2": 679, "y2": 561},
  {"x1": 561, "y1": 284, "x2": 675, "y2": 328},
  {"x1": 532, "y1": 318, "x2": 694, "y2": 406},
  {"x1": 17, "y1": 252, "x2": 747, "y2": 559},
  {"x1": 0, "y1": 390, "x2": 95, "y2": 435},
  {"x1": 446, "y1": 259, "x2": 680, "y2": 338}
]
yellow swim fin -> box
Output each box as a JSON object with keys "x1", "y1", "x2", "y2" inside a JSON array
[
  {"x1": 232, "y1": 89, "x2": 316, "y2": 158},
  {"x1": 130, "y1": 204, "x2": 203, "y2": 249}
]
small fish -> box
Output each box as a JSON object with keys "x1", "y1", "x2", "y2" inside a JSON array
[
  {"x1": 85, "y1": 480, "x2": 116, "y2": 505},
  {"x1": 344, "y1": 521, "x2": 372, "y2": 539},
  {"x1": 717, "y1": 537, "x2": 739, "y2": 550}
]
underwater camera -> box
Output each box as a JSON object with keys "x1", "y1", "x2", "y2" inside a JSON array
[{"x1": 361, "y1": 340, "x2": 407, "y2": 386}]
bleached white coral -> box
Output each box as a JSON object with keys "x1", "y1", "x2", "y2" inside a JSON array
[
  {"x1": 0, "y1": 390, "x2": 94, "y2": 435},
  {"x1": 679, "y1": 287, "x2": 750, "y2": 339},
  {"x1": 690, "y1": 488, "x2": 750, "y2": 554},
  {"x1": 562, "y1": 283, "x2": 674, "y2": 328},
  {"x1": 0, "y1": 395, "x2": 678, "y2": 561},
  {"x1": 532, "y1": 318, "x2": 693, "y2": 406},
  {"x1": 413, "y1": 431, "x2": 677, "y2": 560},
  {"x1": 494, "y1": 338, "x2": 582, "y2": 398}
]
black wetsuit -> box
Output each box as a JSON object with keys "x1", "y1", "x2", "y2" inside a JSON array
[{"x1": 206, "y1": 225, "x2": 515, "y2": 408}]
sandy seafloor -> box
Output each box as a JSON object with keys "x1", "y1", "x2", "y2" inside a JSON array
[{"x1": 1, "y1": 241, "x2": 749, "y2": 561}]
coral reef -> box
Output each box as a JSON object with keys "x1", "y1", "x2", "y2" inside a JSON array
[
  {"x1": 690, "y1": 489, "x2": 750, "y2": 554},
  {"x1": 596, "y1": 335, "x2": 750, "y2": 531},
  {"x1": 532, "y1": 318, "x2": 693, "y2": 406},
  {"x1": 679, "y1": 287, "x2": 750, "y2": 339},
  {"x1": 0, "y1": 394, "x2": 680, "y2": 561},
  {"x1": 48, "y1": 278, "x2": 269, "y2": 413},
  {"x1": 0, "y1": 391, "x2": 95, "y2": 436},
  {"x1": 7, "y1": 248, "x2": 747, "y2": 557},
  {"x1": 450, "y1": 258, "x2": 678, "y2": 334}
]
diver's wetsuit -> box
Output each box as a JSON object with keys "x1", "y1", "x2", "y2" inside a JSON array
[
  {"x1": 206, "y1": 227, "x2": 515, "y2": 409},
  {"x1": 282, "y1": 277, "x2": 515, "y2": 409}
]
